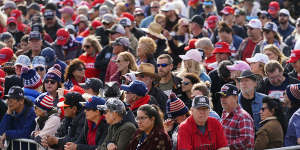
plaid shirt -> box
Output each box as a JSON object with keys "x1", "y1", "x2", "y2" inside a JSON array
[{"x1": 221, "y1": 106, "x2": 255, "y2": 150}]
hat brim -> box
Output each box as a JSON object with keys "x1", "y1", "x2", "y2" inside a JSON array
[
  {"x1": 57, "y1": 101, "x2": 71, "y2": 108},
  {"x1": 136, "y1": 72, "x2": 160, "y2": 81},
  {"x1": 226, "y1": 65, "x2": 239, "y2": 71},
  {"x1": 3, "y1": 95, "x2": 23, "y2": 100},
  {"x1": 142, "y1": 28, "x2": 165, "y2": 39},
  {"x1": 287, "y1": 57, "x2": 298, "y2": 63},
  {"x1": 56, "y1": 39, "x2": 68, "y2": 45},
  {"x1": 120, "y1": 84, "x2": 131, "y2": 92},
  {"x1": 192, "y1": 104, "x2": 210, "y2": 109},
  {"x1": 236, "y1": 74, "x2": 257, "y2": 80},
  {"x1": 179, "y1": 55, "x2": 191, "y2": 61}
]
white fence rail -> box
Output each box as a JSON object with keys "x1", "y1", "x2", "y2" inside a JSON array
[{"x1": 4, "y1": 138, "x2": 46, "y2": 150}]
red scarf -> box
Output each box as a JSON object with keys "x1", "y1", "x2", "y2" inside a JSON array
[
  {"x1": 130, "y1": 95, "x2": 150, "y2": 111},
  {"x1": 71, "y1": 77, "x2": 86, "y2": 86},
  {"x1": 87, "y1": 115, "x2": 105, "y2": 145}
]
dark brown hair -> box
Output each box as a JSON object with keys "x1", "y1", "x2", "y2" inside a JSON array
[
  {"x1": 64, "y1": 59, "x2": 85, "y2": 81},
  {"x1": 218, "y1": 21, "x2": 233, "y2": 33}
]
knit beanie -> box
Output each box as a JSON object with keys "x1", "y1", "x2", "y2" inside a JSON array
[
  {"x1": 21, "y1": 66, "x2": 42, "y2": 89},
  {"x1": 166, "y1": 93, "x2": 189, "y2": 118},
  {"x1": 44, "y1": 64, "x2": 62, "y2": 82},
  {"x1": 35, "y1": 93, "x2": 54, "y2": 111},
  {"x1": 286, "y1": 84, "x2": 300, "y2": 103}
]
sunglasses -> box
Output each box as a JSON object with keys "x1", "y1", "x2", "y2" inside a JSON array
[
  {"x1": 35, "y1": 67, "x2": 45, "y2": 72},
  {"x1": 157, "y1": 63, "x2": 169, "y2": 68},
  {"x1": 83, "y1": 45, "x2": 91, "y2": 49},
  {"x1": 182, "y1": 81, "x2": 191, "y2": 85},
  {"x1": 261, "y1": 107, "x2": 268, "y2": 112},
  {"x1": 44, "y1": 79, "x2": 56, "y2": 84},
  {"x1": 77, "y1": 67, "x2": 85, "y2": 71},
  {"x1": 151, "y1": 6, "x2": 159, "y2": 9}
]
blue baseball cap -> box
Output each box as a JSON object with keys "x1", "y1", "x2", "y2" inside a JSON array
[
  {"x1": 84, "y1": 96, "x2": 106, "y2": 110},
  {"x1": 120, "y1": 80, "x2": 148, "y2": 96},
  {"x1": 41, "y1": 47, "x2": 56, "y2": 67}
]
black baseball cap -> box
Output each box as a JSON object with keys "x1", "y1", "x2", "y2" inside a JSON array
[
  {"x1": 29, "y1": 31, "x2": 42, "y2": 40},
  {"x1": 80, "y1": 78, "x2": 103, "y2": 92},
  {"x1": 191, "y1": 15, "x2": 204, "y2": 27},
  {"x1": 57, "y1": 92, "x2": 84, "y2": 107},
  {"x1": 236, "y1": 70, "x2": 257, "y2": 81},
  {"x1": 217, "y1": 84, "x2": 239, "y2": 97},
  {"x1": 4, "y1": 86, "x2": 24, "y2": 100},
  {"x1": 192, "y1": 96, "x2": 210, "y2": 108}
]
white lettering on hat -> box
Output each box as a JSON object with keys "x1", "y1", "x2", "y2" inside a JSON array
[
  {"x1": 221, "y1": 85, "x2": 229, "y2": 91},
  {"x1": 233, "y1": 90, "x2": 237, "y2": 94},
  {"x1": 215, "y1": 44, "x2": 223, "y2": 48},
  {"x1": 199, "y1": 97, "x2": 206, "y2": 102}
]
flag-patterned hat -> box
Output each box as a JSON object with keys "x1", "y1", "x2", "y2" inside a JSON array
[
  {"x1": 21, "y1": 66, "x2": 42, "y2": 89},
  {"x1": 166, "y1": 93, "x2": 189, "y2": 118},
  {"x1": 35, "y1": 93, "x2": 54, "y2": 111}
]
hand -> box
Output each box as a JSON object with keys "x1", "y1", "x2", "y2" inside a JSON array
[
  {"x1": 57, "y1": 88, "x2": 65, "y2": 99},
  {"x1": 163, "y1": 119, "x2": 175, "y2": 132},
  {"x1": 107, "y1": 143, "x2": 117, "y2": 150},
  {"x1": 41, "y1": 136, "x2": 48, "y2": 147},
  {"x1": 45, "y1": 135, "x2": 58, "y2": 146},
  {"x1": 297, "y1": 138, "x2": 300, "y2": 145},
  {"x1": 6, "y1": 106, "x2": 12, "y2": 115},
  {"x1": 0, "y1": 134, "x2": 6, "y2": 149},
  {"x1": 64, "y1": 142, "x2": 77, "y2": 150}
]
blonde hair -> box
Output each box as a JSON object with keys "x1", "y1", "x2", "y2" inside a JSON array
[
  {"x1": 195, "y1": 37, "x2": 214, "y2": 50},
  {"x1": 263, "y1": 44, "x2": 287, "y2": 64},
  {"x1": 154, "y1": 14, "x2": 166, "y2": 23},
  {"x1": 138, "y1": 36, "x2": 157, "y2": 56},
  {"x1": 118, "y1": 52, "x2": 138, "y2": 71},
  {"x1": 116, "y1": 2, "x2": 127, "y2": 15},
  {"x1": 77, "y1": 5, "x2": 89, "y2": 15},
  {"x1": 83, "y1": 35, "x2": 102, "y2": 53},
  {"x1": 178, "y1": 59, "x2": 204, "y2": 78}
]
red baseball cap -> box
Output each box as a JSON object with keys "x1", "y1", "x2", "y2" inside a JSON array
[
  {"x1": 288, "y1": 50, "x2": 300, "y2": 63},
  {"x1": 7, "y1": 17, "x2": 17, "y2": 25},
  {"x1": 63, "y1": 85, "x2": 85, "y2": 95},
  {"x1": 206, "y1": 15, "x2": 218, "y2": 29},
  {"x1": 91, "y1": 0, "x2": 105, "y2": 7},
  {"x1": 91, "y1": 20, "x2": 102, "y2": 29},
  {"x1": 212, "y1": 42, "x2": 231, "y2": 55},
  {"x1": 268, "y1": 1, "x2": 280, "y2": 15},
  {"x1": 10, "y1": 9, "x2": 22, "y2": 19},
  {"x1": 221, "y1": 6, "x2": 234, "y2": 15},
  {"x1": 62, "y1": 0, "x2": 74, "y2": 7},
  {"x1": 121, "y1": 12, "x2": 135, "y2": 22},
  {"x1": 188, "y1": 0, "x2": 199, "y2": 6},
  {"x1": 184, "y1": 39, "x2": 198, "y2": 51},
  {"x1": 56, "y1": 28, "x2": 70, "y2": 45},
  {"x1": 0, "y1": 47, "x2": 13, "y2": 65}
]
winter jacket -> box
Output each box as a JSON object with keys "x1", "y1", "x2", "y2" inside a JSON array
[
  {"x1": 51, "y1": 39, "x2": 83, "y2": 62},
  {"x1": 95, "y1": 26, "x2": 110, "y2": 47},
  {"x1": 285, "y1": 108, "x2": 300, "y2": 146},
  {"x1": 238, "y1": 92, "x2": 266, "y2": 131},
  {"x1": 53, "y1": 110, "x2": 86, "y2": 148},
  {"x1": 285, "y1": 33, "x2": 298, "y2": 51},
  {"x1": 44, "y1": 20, "x2": 64, "y2": 41},
  {"x1": 0, "y1": 105, "x2": 36, "y2": 140},
  {"x1": 24, "y1": 88, "x2": 41, "y2": 102},
  {"x1": 131, "y1": 95, "x2": 158, "y2": 116},
  {"x1": 177, "y1": 116, "x2": 228, "y2": 150},
  {"x1": 139, "y1": 15, "x2": 154, "y2": 28},
  {"x1": 255, "y1": 117, "x2": 284, "y2": 150},
  {"x1": 94, "y1": 45, "x2": 113, "y2": 81},
  {"x1": 127, "y1": 128, "x2": 172, "y2": 150},
  {"x1": 131, "y1": 27, "x2": 146, "y2": 40},
  {"x1": 149, "y1": 87, "x2": 168, "y2": 114},
  {"x1": 97, "y1": 119, "x2": 136, "y2": 150},
  {"x1": 75, "y1": 117, "x2": 108, "y2": 150},
  {"x1": 0, "y1": 99, "x2": 7, "y2": 121}
]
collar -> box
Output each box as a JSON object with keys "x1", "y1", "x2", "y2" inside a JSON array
[{"x1": 259, "y1": 116, "x2": 277, "y2": 124}]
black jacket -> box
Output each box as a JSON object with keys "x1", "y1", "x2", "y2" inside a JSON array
[
  {"x1": 257, "y1": 74, "x2": 300, "y2": 94},
  {"x1": 75, "y1": 117, "x2": 108, "y2": 150},
  {"x1": 154, "y1": 39, "x2": 167, "y2": 59},
  {"x1": 131, "y1": 27, "x2": 146, "y2": 40},
  {"x1": 54, "y1": 110, "x2": 86, "y2": 148},
  {"x1": 95, "y1": 26, "x2": 110, "y2": 47},
  {"x1": 149, "y1": 87, "x2": 168, "y2": 114},
  {"x1": 94, "y1": 45, "x2": 113, "y2": 81},
  {"x1": 44, "y1": 21, "x2": 64, "y2": 41},
  {"x1": 0, "y1": 99, "x2": 7, "y2": 121}
]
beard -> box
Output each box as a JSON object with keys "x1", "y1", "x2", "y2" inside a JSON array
[{"x1": 158, "y1": 70, "x2": 169, "y2": 78}]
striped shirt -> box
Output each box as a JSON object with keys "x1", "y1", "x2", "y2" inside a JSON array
[{"x1": 221, "y1": 106, "x2": 255, "y2": 150}]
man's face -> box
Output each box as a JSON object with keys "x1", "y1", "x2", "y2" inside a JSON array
[
  {"x1": 191, "y1": 107, "x2": 209, "y2": 125},
  {"x1": 267, "y1": 69, "x2": 284, "y2": 86},
  {"x1": 150, "y1": 4, "x2": 160, "y2": 15},
  {"x1": 189, "y1": 22, "x2": 201, "y2": 34},
  {"x1": 157, "y1": 58, "x2": 172, "y2": 78},
  {"x1": 235, "y1": 15, "x2": 245, "y2": 24},
  {"x1": 125, "y1": 91, "x2": 137, "y2": 104},
  {"x1": 7, "y1": 23, "x2": 17, "y2": 32},
  {"x1": 220, "y1": 95, "x2": 237, "y2": 112},
  {"x1": 29, "y1": 39, "x2": 42, "y2": 51},
  {"x1": 222, "y1": 14, "x2": 234, "y2": 24},
  {"x1": 110, "y1": 33, "x2": 121, "y2": 41},
  {"x1": 7, "y1": 98, "x2": 23, "y2": 112},
  {"x1": 215, "y1": 53, "x2": 229, "y2": 63},
  {"x1": 218, "y1": 31, "x2": 231, "y2": 43},
  {"x1": 239, "y1": 78, "x2": 256, "y2": 93},
  {"x1": 136, "y1": 74, "x2": 153, "y2": 88},
  {"x1": 279, "y1": 13, "x2": 289, "y2": 25}
]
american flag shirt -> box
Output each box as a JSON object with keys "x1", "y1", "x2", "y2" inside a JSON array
[{"x1": 221, "y1": 106, "x2": 255, "y2": 150}]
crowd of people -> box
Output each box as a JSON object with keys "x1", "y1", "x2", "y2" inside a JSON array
[{"x1": 0, "y1": 0, "x2": 299, "y2": 149}]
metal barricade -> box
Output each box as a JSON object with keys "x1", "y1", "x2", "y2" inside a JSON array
[
  {"x1": 4, "y1": 138, "x2": 46, "y2": 150},
  {"x1": 266, "y1": 145, "x2": 300, "y2": 150}
]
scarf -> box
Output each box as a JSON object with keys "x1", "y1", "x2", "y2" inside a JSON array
[{"x1": 130, "y1": 95, "x2": 150, "y2": 111}]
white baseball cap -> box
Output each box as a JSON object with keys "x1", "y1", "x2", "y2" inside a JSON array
[
  {"x1": 246, "y1": 53, "x2": 269, "y2": 64},
  {"x1": 279, "y1": 9, "x2": 290, "y2": 17},
  {"x1": 179, "y1": 49, "x2": 203, "y2": 62},
  {"x1": 246, "y1": 19, "x2": 262, "y2": 29},
  {"x1": 160, "y1": 3, "x2": 176, "y2": 12}
]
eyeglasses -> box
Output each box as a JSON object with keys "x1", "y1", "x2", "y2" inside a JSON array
[
  {"x1": 135, "y1": 116, "x2": 148, "y2": 122},
  {"x1": 83, "y1": 45, "x2": 91, "y2": 49},
  {"x1": 44, "y1": 79, "x2": 56, "y2": 84},
  {"x1": 182, "y1": 81, "x2": 191, "y2": 86},
  {"x1": 261, "y1": 107, "x2": 268, "y2": 111},
  {"x1": 263, "y1": 30, "x2": 271, "y2": 34},
  {"x1": 35, "y1": 67, "x2": 45, "y2": 72},
  {"x1": 151, "y1": 6, "x2": 159, "y2": 9},
  {"x1": 157, "y1": 63, "x2": 169, "y2": 68},
  {"x1": 77, "y1": 67, "x2": 85, "y2": 71}
]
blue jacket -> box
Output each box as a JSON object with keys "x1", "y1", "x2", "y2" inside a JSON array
[
  {"x1": 139, "y1": 15, "x2": 154, "y2": 28},
  {"x1": 24, "y1": 88, "x2": 41, "y2": 102},
  {"x1": 285, "y1": 108, "x2": 300, "y2": 146},
  {"x1": 0, "y1": 105, "x2": 36, "y2": 140},
  {"x1": 238, "y1": 92, "x2": 266, "y2": 131},
  {"x1": 233, "y1": 35, "x2": 243, "y2": 50}
]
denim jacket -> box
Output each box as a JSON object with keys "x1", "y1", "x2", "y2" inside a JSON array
[{"x1": 238, "y1": 92, "x2": 266, "y2": 131}]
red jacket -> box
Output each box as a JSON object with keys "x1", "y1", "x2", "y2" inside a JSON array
[
  {"x1": 78, "y1": 53, "x2": 100, "y2": 78},
  {"x1": 177, "y1": 116, "x2": 228, "y2": 150}
]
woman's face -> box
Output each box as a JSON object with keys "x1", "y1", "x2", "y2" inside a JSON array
[
  {"x1": 35, "y1": 66, "x2": 46, "y2": 79},
  {"x1": 44, "y1": 79, "x2": 59, "y2": 93},
  {"x1": 34, "y1": 106, "x2": 46, "y2": 117},
  {"x1": 181, "y1": 77, "x2": 193, "y2": 92},
  {"x1": 263, "y1": 30, "x2": 275, "y2": 41},
  {"x1": 20, "y1": 41, "x2": 29, "y2": 51},
  {"x1": 156, "y1": 18, "x2": 166, "y2": 28},
  {"x1": 264, "y1": 50, "x2": 278, "y2": 61},
  {"x1": 72, "y1": 64, "x2": 86, "y2": 79},
  {"x1": 250, "y1": 62, "x2": 261, "y2": 74},
  {"x1": 116, "y1": 55, "x2": 129, "y2": 72},
  {"x1": 104, "y1": 110, "x2": 117, "y2": 125},
  {"x1": 5, "y1": 38, "x2": 14, "y2": 49},
  {"x1": 83, "y1": 42, "x2": 95, "y2": 55},
  {"x1": 136, "y1": 110, "x2": 154, "y2": 132},
  {"x1": 183, "y1": 60, "x2": 192, "y2": 70},
  {"x1": 137, "y1": 43, "x2": 145, "y2": 58},
  {"x1": 260, "y1": 103, "x2": 273, "y2": 121},
  {"x1": 14, "y1": 65, "x2": 22, "y2": 76}
]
